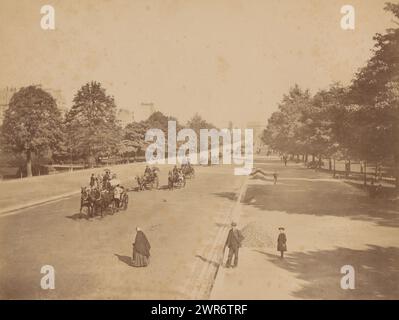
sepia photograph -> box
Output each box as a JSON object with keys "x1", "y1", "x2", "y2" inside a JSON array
[{"x1": 0, "y1": 0, "x2": 398, "y2": 306}]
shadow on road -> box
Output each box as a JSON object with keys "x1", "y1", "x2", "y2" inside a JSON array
[
  {"x1": 215, "y1": 177, "x2": 399, "y2": 227},
  {"x1": 114, "y1": 253, "x2": 132, "y2": 266},
  {"x1": 66, "y1": 212, "x2": 89, "y2": 220},
  {"x1": 255, "y1": 245, "x2": 399, "y2": 299},
  {"x1": 213, "y1": 192, "x2": 238, "y2": 201}
]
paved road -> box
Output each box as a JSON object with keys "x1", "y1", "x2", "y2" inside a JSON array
[
  {"x1": 0, "y1": 165, "x2": 245, "y2": 299},
  {"x1": 1, "y1": 158, "x2": 398, "y2": 300}
]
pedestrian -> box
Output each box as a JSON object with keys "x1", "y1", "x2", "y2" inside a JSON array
[
  {"x1": 273, "y1": 172, "x2": 278, "y2": 185},
  {"x1": 283, "y1": 156, "x2": 287, "y2": 167},
  {"x1": 224, "y1": 222, "x2": 244, "y2": 268},
  {"x1": 132, "y1": 227, "x2": 151, "y2": 267},
  {"x1": 277, "y1": 227, "x2": 287, "y2": 258}
]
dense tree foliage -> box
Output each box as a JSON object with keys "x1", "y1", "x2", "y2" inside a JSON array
[
  {"x1": 262, "y1": 2, "x2": 399, "y2": 188},
  {"x1": 1, "y1": 86, "x2": 63, "y2": 176},
  {"x1": 64, "y1": 81, "x2": 121, "y2": 166}
]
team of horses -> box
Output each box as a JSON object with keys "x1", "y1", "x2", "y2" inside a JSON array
[
  {"x1": 80, "y1": 186, "x2": 129, "y2": 218},
  {"x1": 79, "y1": 164, "x2": 195, "y2": 218},
  {"x1": 135, "y1": 167, "x2": 160, "y2": 191}
]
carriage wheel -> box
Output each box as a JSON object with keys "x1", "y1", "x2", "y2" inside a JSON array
[
  {"x1": 123, "y1": 195, "x2": 129, "y2": 210},
  {"x1": 109, "y1": 201, "x2": 115, "y2": 215},
  {"x1": 81, "y1": 206, "x2": 89, "y2": 218}
]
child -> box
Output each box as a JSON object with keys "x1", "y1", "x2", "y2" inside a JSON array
[
  {"x1": 273, "y1": 172, "x2": 278, "y2": 185},
  {"x1": 277, "y1": 227, "x2": 287, "y2": 258}
]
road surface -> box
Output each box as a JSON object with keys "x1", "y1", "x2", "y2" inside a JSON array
[
  {"x1": 1, "y1": 158, "x2": 398, "y2": 299},
  {"x1": 0, "y1": 164, "x2": 245, "y2": 299}
]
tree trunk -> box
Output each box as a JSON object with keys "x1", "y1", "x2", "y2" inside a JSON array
[
  {"x1": 395, "y1": 154, "x2": 399, "y2": 190},
  {"x1": 333, "y1": 158, "x2": 336, "y2": 177},
  {"x1": 364, "y1": 160, "x2": 367, "y2": 186},
  {"x1": 312, "y1": 154, "x2": 315, "y2": 162},
  {"x1": 26, "y1": 149, "x2": 32, "y2": 177},
  {"x1": 329, "y1": 158, "x2": 332, "y2": 171}
]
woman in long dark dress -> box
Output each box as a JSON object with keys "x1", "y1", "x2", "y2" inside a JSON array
[{"x1": 132, "y1": 227, "x2": 151, "y2": 267}]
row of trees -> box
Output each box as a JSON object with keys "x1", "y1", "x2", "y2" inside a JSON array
[
  {"x1": 262, "y1": 2, "x2": 399, "y2": 188},
  {"x1": 0, "y1": 81, "x2": 215, "y2": 177}
]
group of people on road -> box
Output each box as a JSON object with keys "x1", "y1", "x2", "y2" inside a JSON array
[{"x1": 86, "y1": 169, "x2": 127, "y2": 211}]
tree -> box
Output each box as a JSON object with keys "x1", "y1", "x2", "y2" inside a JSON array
[
  {"x1": 262, "y1": 85, "x2": 312, "y2": 157},
  {"x1": 373, "y1": 81, "x2": 399, "y2": 187},
  {"x1": 122, "y1": 121, "x2": 150, "y2": 157},
  {"x1": 1, "y1": 86, "x2": 63, "y2": 177},
  {"x1": 186, "y1": 113, "x2": 216, "y2": 134},
  {"x1": 65, "y1": 81, "x2": 121, "y2": 165},
  {"x1": 350, "y1": 3, "x2": 399, "y2": 106},
  {"x1": 348, "y1": 2, "x2": 399, "y2": 187},
  {"x1": 186, "y1": 113, "x2": 217, "y2": 152},
  {"x1": 303, "y1": 84, "x2": 349, "y2": 164}
]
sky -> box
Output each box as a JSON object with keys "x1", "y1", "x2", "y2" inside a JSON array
[{"x1": 0, "y1": 0, "x2": 395, "y2": 128}]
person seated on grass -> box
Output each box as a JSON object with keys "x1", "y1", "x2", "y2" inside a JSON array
[{"x1": 249, "y1": 167, "x2": 267, "y2": 176}]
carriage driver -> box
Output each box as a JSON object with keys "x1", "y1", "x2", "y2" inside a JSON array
[
  {"x1": 172, "y1": 165, "x2": 179, "y2": 178},
  {"x1": 144, "y1": 165, "x2": 152, "y2": 177}
]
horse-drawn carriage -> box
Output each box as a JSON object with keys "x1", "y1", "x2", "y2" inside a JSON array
[
  {"x1": 136, "y1": 167, "x2": 160, "y2": 191},
  {"x1": 181, "y1": 164, "x2": 195, "y2": 179},
  {"x1": 168, "y1": 169, "x2": 186, "y2": 189},
  {"x1": 80, "y1": 179, "x2": 129, "y2": 218}
]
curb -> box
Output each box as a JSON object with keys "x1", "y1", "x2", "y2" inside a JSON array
[
  {"x1": 0, "y1": 190, "x2": 80, "y2": 217},
  {"x1": 182, "y1": 175, "x2": 249, "y2": 299}
]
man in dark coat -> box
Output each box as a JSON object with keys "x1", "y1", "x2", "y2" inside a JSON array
[
  {"x1": 224, "y1": 222, "x2": 244, "y2": 268},
  {"x1": 277, "y1": 227, "x2": 287, "y2": 258},
  {"x1": 132, "y1": 227, "x2": 151, "y2": 267}
]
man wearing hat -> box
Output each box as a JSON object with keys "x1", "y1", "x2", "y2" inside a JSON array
[
  {"x1": 224, "y1": 222, "x2": 244, "y2": 268},
  {"x1": 277, "y1": 227, "x2": 287, "y2": 258}
]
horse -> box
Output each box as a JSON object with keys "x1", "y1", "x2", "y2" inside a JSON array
[
  {"x1": 136, "y1": 171, "x2": 159, "y2": 190},
  {"x1": 119, "y1": 191, "x2": 129, "y2": 210},
  {"x1": 181, "y1": 164, "x2": 195, "y2": 179},
  {"x1": 80, "y1": 187, "x2": 93, "y2": 217},
  {"x1": 136, "y1": 175, "x2": 146, "y2": 191},
  {"x1": 91, "y1": 188, "x2": 116, "y2": 218},
  {"x1": 169, "y1": 170, "x2": 186, "y2": 189}
]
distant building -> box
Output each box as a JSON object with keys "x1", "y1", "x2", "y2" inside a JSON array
[
  {"x1": 0, "y1": 87, "x2": 17, "y2": 125},
  {"x1": 117, "y1": 108, "x2": 134, "y2": 128},
  {"x1": 246, "y1": 121, "x2": 267, "y2": 149},
  {"x1": 0, "y1": 85, "x2": 69, "y2": 125},
  {"x1": 43, "y1": 87, "x2": 67, "y2": 113}
]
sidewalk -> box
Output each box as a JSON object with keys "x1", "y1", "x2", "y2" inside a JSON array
[
  {"x1": 0, "y1": 162, "x2": 148, "y2": 215},
  {"x1": 210, "y1": 160, "x2": 399, "y2": 300},
  {"x1": 211, "y1": 247, "x2": 302, "y2": 299}
]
